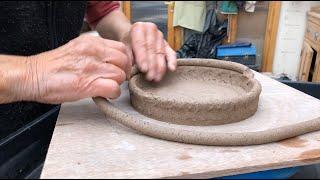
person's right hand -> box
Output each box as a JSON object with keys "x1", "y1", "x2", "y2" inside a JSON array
[{"x1": 12, "y1": 35, "x2": 131, "y2": 104}]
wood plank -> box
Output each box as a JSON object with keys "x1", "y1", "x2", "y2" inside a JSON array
[
  {"x1": 310, "y1": 5, "x2": 320, "y2": 13},
  {"x1": 228, "y1": 14, "x2": 238, "y2": 43},
  {"x1": 298, "y1": 42, "x2": 314, "y2": 81},
  {"x1": 167, "y1": 1, "x2": 175, "y2": 48},
  {"x1": 308, "y1": 11, "x2": 320, "y2": 27},
  {"x1": 42, "y1": 70, "x2": 320, "y2": 179},
  {"x1": 167, "y1": 1, "x2": 184, "y2": 50},
  {"x1": 222, "y1": 14, "x2": 238, "y2": 44},
  {"x1": 305, "y1": 21, "x2": 320, "y2": 51},
  {"x1": 122, "y1": 1, "x2": 131, "y2": 21},
  {"x1": 262, "y1": 1, "x2": 281, "y2": 72},
  {"x1": 312, "y1": 53, "x2": 320, "y2": 82},
  {"x1": 305, "y1": 36, "x2": 319, "y2": 52},
  {"x1": 173, "y1": 26, "x2": 183, "y2": 51}
]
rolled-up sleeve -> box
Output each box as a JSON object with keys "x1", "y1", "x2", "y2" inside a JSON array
[{"x1": 85, "y1": 1, "x2": 120, "y2": 28}]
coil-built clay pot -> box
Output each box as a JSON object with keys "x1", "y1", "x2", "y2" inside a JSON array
[
  {"x1": 129, "y1": 59, "x2": 262, "y2": 126},
  {"x1": 93, "y1": 59, "x2": 264, "y2": 146}
]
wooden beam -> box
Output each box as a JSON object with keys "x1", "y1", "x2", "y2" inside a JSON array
[
  {"x1": 298, "y1": 42, "x2": 314, "y2": 81},
  {"x1": 261, "y1": 1, "x2": 281, "y2": 72},
  {"x1": 167, "y1": 1, "x2": 184, "y2": 50},
  {"x1": 228, "y1": 14, "x2": 238, "y2": 43},
  {"x1": 222, "y1": 14, "x2": 238, "y2": 44},
  {"x1": 167, "y1": 1, "x2": 175, "y2": 49},
  {"x1": 122, "y1": 1, "x2": 131, "y2": 20},
  {"x1": 173, "y1": 26, "x2": 183, "y2": 51},
  {"x1": 312, "y1": 53, "x2": 320, "y2": 82}
]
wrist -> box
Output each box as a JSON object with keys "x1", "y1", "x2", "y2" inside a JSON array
[
  {"x1": 0, "y1": 55, "x2": 36, "y2": 103},
  {"x1": 11, "y1": 56, "x2": 40, "y2": 102}
]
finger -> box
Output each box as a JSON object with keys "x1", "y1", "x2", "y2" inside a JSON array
[
  {"x1": 94, "y1": 38, "x2": 130, "y2": 74},
  {"x1": 76, "y1": 35, "x2": 127, "y2": 56},
  {"x1": 154, "y1": 32, "x2": 166, "y2": 82},
  {"x1": 90, "y1": 78, "x2": 121, "y2": 99},
  {"x1": 98, "y1": 63, "x2": 126, "y2": 85},
  {"x1": 164, "y1": 41, "x2": 177, "y2": 71},
  {"x1": 124, "y1": 45, "x2": 134, "y2": 80},
  {"x1": 145, "y1": 23, "x2": 159, "y2": 81},
  {"x1": 146, "y1": 52, "x2": 157, "y2": 81},
  {"x1": 101, "y1": 39, "x2": 127, "y2": 54},
  {"x1": 131, "y1": 25, "x2": 148, "y2": 72},
  {"x1": 99, "y1": 48, "x2": 130, "y2": 74}
]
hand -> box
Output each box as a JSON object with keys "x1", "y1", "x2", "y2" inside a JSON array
[
  {"x1": 121, "y1": 22, "x2": 177, "y2": 82},
  {"x1": 12, "y1": 35, "x2": 131, "y2": 104}
]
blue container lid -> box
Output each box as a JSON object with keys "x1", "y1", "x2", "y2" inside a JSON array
[
  {"x1": 217, "y1": 46, "x2": 257, "y2": 57},
  {"x1": 218, "y1": 167, "x2": 300, "y2": 179}
]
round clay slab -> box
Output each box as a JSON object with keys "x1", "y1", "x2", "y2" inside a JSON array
[{"x1": 129, "y1": 59, "x2": 262, "y2": 126}]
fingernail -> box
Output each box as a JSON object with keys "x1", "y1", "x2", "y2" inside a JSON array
[
  {"x1": 141, "y1": 62, "x2": 148, "y2": 72},
  {"x1": 155, "y1": 75, "x2": 162, "y2": 82},
  {"x1": 169, "y1": 64, "x2": 176, "y2": 71},
  {"x1": 146, "y1": 72, "x2": 154, "y2": 81}
]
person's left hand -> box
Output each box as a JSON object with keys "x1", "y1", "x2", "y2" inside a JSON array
[{"x1": 121, "y1": 22, "x2": 177, "y2": 82}]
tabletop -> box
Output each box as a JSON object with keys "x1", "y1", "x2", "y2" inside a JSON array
[{"x1": 41, "y1": 71, "x2": 320, "y2": 179}]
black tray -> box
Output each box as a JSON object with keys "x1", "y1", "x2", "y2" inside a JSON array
[{"x1": 0, "y1": 105, "x2": 60, "y2": 179}]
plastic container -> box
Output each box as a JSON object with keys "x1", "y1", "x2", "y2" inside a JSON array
[{"x1": 0, "y1": 105, "x2": 60, "y2": 179}]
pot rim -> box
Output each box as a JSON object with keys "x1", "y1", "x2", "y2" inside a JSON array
[{"x1": 129, "y1": 59, "x2": 262, "y2": 108}]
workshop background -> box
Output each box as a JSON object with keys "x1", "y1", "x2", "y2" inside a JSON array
[{"x1": 82, "y1": 1, "x2": 320, "y2": 82}]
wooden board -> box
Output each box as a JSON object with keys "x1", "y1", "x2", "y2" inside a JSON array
[
  {"x1": 305, "y1": 20, "x2": 320, "y2": 52},
  {"x1": 167, "y1": 1, "x2": 184, "y2": 51},
  {"x1": 313, "y1": 53, "x2": 320, "y2": 82},
  {"x1": 173, "y1": 26, "x2": 183, "y2": 51},
  {"x1": 121, "y1": 1, "x2": 131, "y2": 20},
  {"x1": 299, "y1": 42, "x2": 314, "y2": 81},
  {"x1": 262, "y1": 1, "x2": 281, "y2": 72},
  {"x1": 227, "y1": 14, "x2": 238, "y2": 44},
  {"x1": 41, "y1": 72, "x2": 320, "y2": 179},
  {"x1": 167, "y1": 1, "x2": 175, "y2": 49}
]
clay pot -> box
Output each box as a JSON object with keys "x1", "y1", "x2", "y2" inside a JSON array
[
  {"x1": 129, "y1": 59, "x2": 262, "y2": 126},
  {"x1": 93, "y1": 59, "x2": 265, "y2": 146}
]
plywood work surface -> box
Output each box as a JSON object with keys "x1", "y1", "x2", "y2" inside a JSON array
[{"x1": 41, "y1": 71, "x2": 320, "y2": 179}]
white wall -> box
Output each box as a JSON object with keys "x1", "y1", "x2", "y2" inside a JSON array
[{"x1": 272, "y1": 1, "x2": 320, "y2": 80}]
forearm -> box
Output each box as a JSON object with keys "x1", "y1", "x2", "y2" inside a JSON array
[
  {"x1": 0, "y1": 55, "x2": 34, "y2": 104},
  {"x1": 95, "y1": 9, "x2": 132, "y2": 42}
]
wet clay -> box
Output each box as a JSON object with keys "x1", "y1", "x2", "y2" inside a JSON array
[
  {"x1": 93, "y1": 59, "x2": 320, "y2": 145},
  {"x1": 129, "y1": 59, "x2": 261, "y2": 126}
]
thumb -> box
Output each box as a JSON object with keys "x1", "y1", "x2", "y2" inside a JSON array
[{"x1": 90, "y1": 78, "x2": 121, "y2": 99}]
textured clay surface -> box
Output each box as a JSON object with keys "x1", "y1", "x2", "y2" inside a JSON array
[
  {"x1": 92, "y1": 59, "x2": 320, "y2": 146},
  {"x1": 129, "y1": 59, "x2": 262, "y2": 126}
]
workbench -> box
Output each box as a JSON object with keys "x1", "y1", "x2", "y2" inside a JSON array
[{"x1": 41, "y1": 72, "x2": 320, "y2": 179}]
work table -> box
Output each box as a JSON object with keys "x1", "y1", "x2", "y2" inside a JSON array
[{"x1": 41, "y1": 72, "x2": 320, "y2": 179}]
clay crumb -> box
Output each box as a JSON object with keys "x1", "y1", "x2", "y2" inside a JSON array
[
  {"x1": 297, "y1": 149, "x2": 320, "y2": 162},
  {"x1": 56, "y1": 123, "x2": 73, "y2": 127},
  {"x1": 180, "y1": 171, "x2": 190, "y2": 176},
  {"x1": 279, "y1": 137, "x2": 307, "y2": 148},
  {"x1": 178, "y1": 154, "x2": 192, "y2": 160}
]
